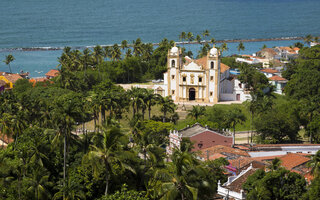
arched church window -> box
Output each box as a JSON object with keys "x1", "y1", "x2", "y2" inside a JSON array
[
  {"x1": 210, "y1": 61, "x2": 214, "y2": 69},
  {"x1": 171, "y1": 60, "x2": 175, "y2": 68}
]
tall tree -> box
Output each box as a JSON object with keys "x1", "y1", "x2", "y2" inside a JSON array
[
  {"x1": 160, "y1": 96, "x2": 176, "y2": 122},
  {"x1": 3, "y1": 54, "x2": 15, "y2": 73},
  {"x1": 121, "y1": 40, "x2": 128, "y2": 50},
  {"x1": 237, "y1": 41, "x2": 245, "y2": 55},
  {"x1": 304, "y1": 34, "x2": 313, "y2": 45},
  {"x1": 202, "y1": 30, "x2": 210, "y2": 42},
  {"x1": 308, "y1": 150, "x2": 320, "y2": 178},
  {"x1": 187, "y1": 32, "x2": 194, "y2": 44},
  {"x1": 86, "y1": 124, "x2": 135, "y2": 196},
  {"x1": 187, "y1": 106, "x2": 206, "y2": 120},
  {"x1": 224, "y1": 108, "x2": 246, "y2": 146},
  {"x1": 52, "y1": 92, "x2": 85, "y2": 197}
]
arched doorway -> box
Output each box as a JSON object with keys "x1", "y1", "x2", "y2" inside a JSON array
[{"x1": 189, "y1": 88, "x2": 196, "y2": 101}]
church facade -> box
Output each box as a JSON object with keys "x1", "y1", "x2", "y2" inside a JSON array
[{"x1": 155, "y1": 45, "x2": 228, "y2": 104}]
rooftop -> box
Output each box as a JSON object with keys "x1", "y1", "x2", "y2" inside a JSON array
[
  {"x1": 201, "y1": 145, "x2": 250, "y2": 158},
  {"x1": 2, "y1": 73, "x2": 23, "y2": 83},
  {"x1": 45, "y1": 69, "x2": 60, "y2": 77},
  {"x1": 260, "y1": 68, "x2": 278, "y2": 73},
  {"x1": 279, "y1": 153, "x2": 310, "y2": 170},
  {"x1": 178, "y1": 123, "x2": 230, "y2": 138},
  {"x1": 269, "y1": 75, "x2": 287, "y2": 81}
]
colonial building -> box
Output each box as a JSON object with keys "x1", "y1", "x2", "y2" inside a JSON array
[{"x1": 155, "y1": 45, "x2": 225, "y2": 104}]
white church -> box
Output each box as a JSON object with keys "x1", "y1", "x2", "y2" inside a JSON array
[{"x1": 153, "y1": 45, "x2": 241, "y2": 104}]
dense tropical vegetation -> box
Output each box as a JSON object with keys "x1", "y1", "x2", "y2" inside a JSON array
[{"x1": 0, "y1": 32, "x2": 320, "y2": 199}]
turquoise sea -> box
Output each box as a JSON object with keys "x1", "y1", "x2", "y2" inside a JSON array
[{"x1": 0, "y1": 0, "x2": 319, "y2": 77}]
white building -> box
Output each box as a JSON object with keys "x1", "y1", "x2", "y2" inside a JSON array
[{"x1": 154, "y1": 45, "x2": 231, "y2": 104}]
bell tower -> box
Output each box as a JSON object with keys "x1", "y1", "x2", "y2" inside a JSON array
[
  {"x1": 207, "y1": 46, "x2": 220, "y2": 103},
  {"x1": 167, "y1": 44, "x2": 181, "y2": 101}
]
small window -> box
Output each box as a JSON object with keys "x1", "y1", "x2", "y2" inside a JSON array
[
  {"x1": 210, "y1": 92, "x2": 213, "y2": 96},
  {"x1": 183, "y1": 77, "x2": 186, "y2": 82},
  {"x1": 199, "y1": 77, "x2": 202, "y2": 82},
  {"x1": 211, "y1": 61, "x2": 214, "y2": 69},
  {"x1": 172, "y1": 90, "x2": 175, "y2": 95},
  {"x1": 171, "y1": 60, "x2": 175, "y2": 68},
  {"x1": 172, "y1": 75, "x2": 175, "y2": 79},
  {"x1": 210, "y1": 76, "x2": 213, "y2": 81}
]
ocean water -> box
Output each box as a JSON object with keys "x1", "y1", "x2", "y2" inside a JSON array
[{"x1": 0, "y1": 0, "x2": 319, "y2": 77}]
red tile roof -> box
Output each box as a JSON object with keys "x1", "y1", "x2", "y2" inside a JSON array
[
  {"x1": 3, "y1": 73, "x2": 23, "y2": 83},
  {"x1": 269, "y1": 75, "x2": 287, "y2": 81},
  {"x1": 195, "y1": 57, "x2": 207, "y2": 69},
  {"x1": 45, "y1": 69, "x2": 59, "y2": 77},
  {"x1": 202, "y1": 145, "x2": 250, "y2": 158},
  {"x1": 260, "y1": 68, "x2": 278, "y2": 73},
  {"x1": 259, "y1": 48, "x2": 277, "y2": 55},
  {"x1": 280, "y1": 153, "x2": 310, "y2": 170},
  {"x1": 229, "y1": 157, "x2": 255, "y2": 169},
  {"x1": 226, "y1": 168, "x2": 258, "y2": 193},
  {"x1": 221, "y1": 63, "x2": 230, "y2": 73},
  {"x1": 293, "y1": 47, "x2": 300, "y2": 51}
]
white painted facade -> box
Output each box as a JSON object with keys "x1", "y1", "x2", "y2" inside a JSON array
[{"x1": 154, "y1": 46, "x2": 222, "y2": 104}]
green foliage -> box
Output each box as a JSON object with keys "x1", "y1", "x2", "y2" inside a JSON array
[
  {"x1": 221, "y1": 56, "x2": 238, "y2": 69},
  {"x1": 243, "y1": 168, "x2": 306, "y2": 200},
  {"x1": 301, "y1": 177, "x2": 320, "y2": 200},
  {"x1": 98, "y1": 185, "x2": 148, "y2": 200},
  {"x1": 254, "y1": 100, "x2": 300, "y2": 143},
  {"x1": 284, "y1": 45, "x2": 320, "y2": 142}
]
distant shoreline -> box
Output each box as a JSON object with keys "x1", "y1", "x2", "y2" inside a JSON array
[{"x1": 0, "y1": 36, "x2": 306, "y2": 52}]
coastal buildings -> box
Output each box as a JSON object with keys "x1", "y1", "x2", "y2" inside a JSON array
[
  {"x1": 0, "y1": 72, "x2": 23, "y2": 90},
  {"x1": 45, "y1": 69, "x2": 60, "y2": 79}
]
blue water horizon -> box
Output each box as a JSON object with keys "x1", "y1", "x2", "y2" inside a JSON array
[{"x1": 0, "y1": 0, "x2": 319, "y2": 77}]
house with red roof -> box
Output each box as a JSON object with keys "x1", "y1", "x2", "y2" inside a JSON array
[
  {"x1": 166, "y1": 123, "x2": 233, "y2": 155},
  {"x1": 269, "y1": 75, "x2": 288, "y2": 94},
  {"x1": 0, "y1": 72, "x2": 23, "y2": 90},
  {"x1": 45, "y1": 69, "x2": 60, "y2": 79}
]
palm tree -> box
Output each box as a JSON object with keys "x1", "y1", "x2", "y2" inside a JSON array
[
  {"x1": 86, "y1": 123, "x2": 135, "y2": 196},
  {"x1": 104, "y1": 46, "x2": 112, "y2": 59},
  {"x1": 196, "y1": 35, "x2": 202, "y2": 44},
  {"x1": 220, "y1": 42, "x2": 229, "y2": 55},
  {"x1": 125, "y1": 48, "x2": 132, "y2": 58},
  {"x1": 224, "y1": 108, "x2": 246, "y2": 147},
  {"x1": 133, "y1": 38, "x2": 143, "y2": 57},
  {"x1": 150, "y1": 149, "x2": 200, "y2": 200},
  {"x1": 53, "y1": 178, "x2": 86, "y2": 200},
  {"x1": 237, "y1": 42, "x2": 245, "y2": 55},
  {"x1": 187, "y1": 106, "x2": 206, "y2": 120},
  {"x1": 202, "y1": 30, "x2": 210, "y2": 42},
  {"x1": 121, "y1": 40, "x2": 128, "y2": 50},
  {"x1": 187, "y1": 32, "x2": 194, "y2": 44},
  {"x1": 261, "y1": 44, "x2": 267, "y2": 50},
  {"x1": 143, "y1": 89, "x2": 159, "y2": 120},
  {"x1": 210, "y1": 38, "x2": 216, "y2": 46},
  {"x1": 3, "y1": 54, "x2": 15, "y2": 73},
  {"x1": 52, "y1": 94, "x2": 84, "y2": 197},
  {"x1": 93, "y1": 45, "x2": 104, "y2": 66},
  {"x1": 111, "y1": 44, "x2": 122, "y2": 61},
  {"x1": 304, "y1": 34, "x2": 313, "y2": 45},
  {"x1": 179, "y1": 32, "x2": 186, "y2": 44},
  {"x1": 160, "y1": 96, "x2": 176, "y2": 122},
  {"x1": 308, "y1": 150, "x2": 320, "y2": 178},
  {"x1": 268, "y1": 158, "x2": 282, "y2": 171},
  {"x1": 25, "y1": 168, "x2": 52, "y2": 200}
]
